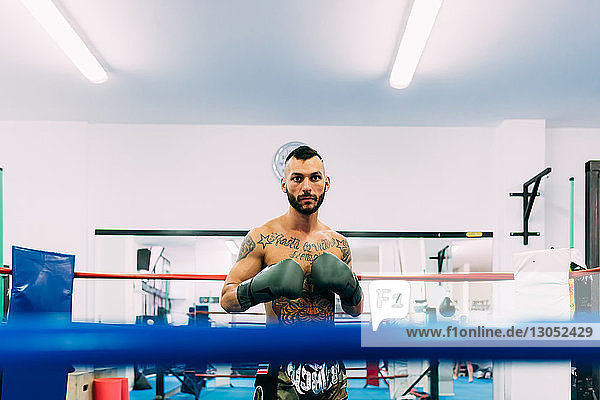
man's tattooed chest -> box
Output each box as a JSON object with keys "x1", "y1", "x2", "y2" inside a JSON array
[
  {"x1": 235, "y1": 231, "x2": 352, "y2": 326},
  {"x1": 250, "y1": 232, "x2": 351, "y2": 265}
]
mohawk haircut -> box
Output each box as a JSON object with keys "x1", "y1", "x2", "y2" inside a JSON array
[{"x1": 285, "y1": 145, "x2": 323, "y2": 163}]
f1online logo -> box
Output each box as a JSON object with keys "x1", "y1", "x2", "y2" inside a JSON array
[{"x1": 369, "y1": 280, "x2": 410, "y2": 331}]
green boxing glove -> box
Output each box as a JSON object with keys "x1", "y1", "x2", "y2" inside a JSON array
[
  {"x1": 236, "y1": 259, "x2": 304, "y2": 311},
  {"x1": 311, "y1": 252, "x2": 362, "y2": 307}
]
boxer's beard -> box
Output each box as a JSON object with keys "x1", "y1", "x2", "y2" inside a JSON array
[{"x1": 287, "y1": 190, "x2": 325, "y2": 215}]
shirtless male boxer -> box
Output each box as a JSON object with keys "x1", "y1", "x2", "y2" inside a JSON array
[{"x1": 220, "y1": 145, "x2": 363, "y2": 400}]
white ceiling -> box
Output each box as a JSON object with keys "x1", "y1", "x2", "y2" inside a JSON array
[{"x1": 1, "y1": 0, "x2": 599, "y2": 127}]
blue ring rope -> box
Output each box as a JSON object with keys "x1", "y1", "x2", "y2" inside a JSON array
[{"x1": 0, "y1": 319, "x2": 599, "y2": 366}]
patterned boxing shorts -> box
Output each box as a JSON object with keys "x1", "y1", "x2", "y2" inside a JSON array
[{"x1": 254, "y1": 361, "x2": 348, "y2": 400}]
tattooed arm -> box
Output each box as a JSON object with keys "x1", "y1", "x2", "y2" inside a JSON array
[
  {"x1": 334, "y1": 235, "x2": 363, "y2": 317},
  {"x1": 220, "y1": 229, "x2": 265, "y2": 312}
]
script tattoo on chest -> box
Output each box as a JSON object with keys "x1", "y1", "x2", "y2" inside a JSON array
[
  {"x1": 257, "y1": 233, "x2": 301, "y2": 250},
  {"x1": 289, "y1": 237, "x2": 337, "y2": 262},
  {"x1": 248, "y1": 232, "x2": 351, "y2": 264},
  {"x1": 236, "y1": 235, "x2": 256, "y2": 261}
]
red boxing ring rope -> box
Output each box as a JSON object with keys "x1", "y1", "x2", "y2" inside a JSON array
[
  {"x1": 0, "y1": 267, "x2": 515, "y2": 281},
  {"x1": 569, "y1": 266, "x2": 600, "y2": 278},
  {"x1": 1, "y1": 266, "x2": 599, "y2": 281}
]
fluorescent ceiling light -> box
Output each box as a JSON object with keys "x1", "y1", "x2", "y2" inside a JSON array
[
  {"x1": 389, "y1": 0, "x2": 443, "y2": 89},
  {"x1": 225, "y1": 240, "x2": 239, "y2": 255},
  {"x1": 19, "y1": 0, "x2": 108, "y2": 83}
]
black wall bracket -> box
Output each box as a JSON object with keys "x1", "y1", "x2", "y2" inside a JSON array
[{"x1": 509, "y1": 167, "x2": 551, "y2": 245}]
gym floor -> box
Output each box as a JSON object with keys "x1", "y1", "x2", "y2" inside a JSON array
[{"x1": 130, "y1": 375, "x2": 492, "y2": 400}]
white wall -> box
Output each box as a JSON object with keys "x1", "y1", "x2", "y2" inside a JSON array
[
  {"x1": 546, "y1": 128, "x2": 600, "y2": 252},
  {"x1": 0, "y1": 121, "x2": 87, "y2": 265},
  {"x1": 0, "y1": 121, "x2": 89, "y2": 318},
  {"x1": 86, "y1": 124, "x2": 496, "y2": 232}
]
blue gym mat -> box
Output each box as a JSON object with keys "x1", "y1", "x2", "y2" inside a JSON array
[
  {"x1": 451, "y1": 377, "x2": 492, "y2": 400},
  {"x1": 130, "y1": 375, "x2": 492, "y2": 399}
]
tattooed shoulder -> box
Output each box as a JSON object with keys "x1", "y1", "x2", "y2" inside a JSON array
[
  {"x1": 237, "y1": 234, "x2": 256, "y2": 261},
  {"x1": 334, "y1": 236, "x2": 352, "y2": 264}
]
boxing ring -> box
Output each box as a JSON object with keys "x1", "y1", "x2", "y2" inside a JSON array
[
  {"x1": 1, "y1": 162, "x2": 600, "y2": 400},
  {"x1": 1, "y1": 246, "x2": 600, "y2": 400},
  {"x1": 0, "y1": 227, "x2": 511, "y2": 400}
]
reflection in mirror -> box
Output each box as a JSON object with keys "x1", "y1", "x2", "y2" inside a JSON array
[{"x1": 90, "y1": 233, "x2": 493, "y2": 328}]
